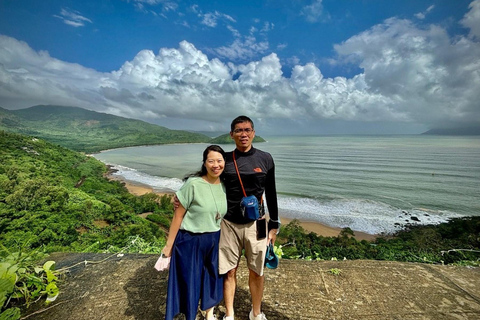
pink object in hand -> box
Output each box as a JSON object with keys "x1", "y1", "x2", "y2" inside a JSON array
[{"x1": 154, "y1": 254, "x2": 171, "y2": 271}]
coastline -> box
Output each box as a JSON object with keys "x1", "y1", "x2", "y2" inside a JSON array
[{"x1": 111, "y1": 174, "x2": 377, "y2": 241}]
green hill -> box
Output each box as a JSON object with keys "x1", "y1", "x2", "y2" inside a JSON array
[
  {"x1": 0, "y1": 130, "x2": 171, "y2": 253},
  {"x1": 0, "y1": 105, "x2": 210, "y2": 153},
  {"x1": 422, "y1": 126, "x2": 480, "y2": 135},
  {"x1": 210, "y1": 133, "x2": 266, "y2": 144}
]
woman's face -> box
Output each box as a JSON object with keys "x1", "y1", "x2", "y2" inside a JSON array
[{"x1": 204, "y1": 150, "x2": 225, "y2": 180}]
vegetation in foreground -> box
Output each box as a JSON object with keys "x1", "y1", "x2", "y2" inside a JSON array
[
  {"x1": 276, "y1": 217, "x2": 480, "y2": 265},
  {"x1": 1, "y1": 130, "x2": 479, "y2": 318},
  {"x1": 0, "y1": 130, "x2": 174, "y2": 254},
  {"x1": 1, "y1": 130, "x2": 174, "y2": 318}
]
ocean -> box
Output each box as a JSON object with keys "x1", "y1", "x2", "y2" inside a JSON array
[{"x1": 92, "y1": 135, "x2": 480, "y2": 235}]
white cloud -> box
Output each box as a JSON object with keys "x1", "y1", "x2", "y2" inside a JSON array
[
  {"x1": 1, "y1": 8, "x2": 479, "y2": 133},
  {"x1": 260, "y1": 22, "x2": 274, "y2": 33},
  {"x1": 54, "y1": 8, "x2": 92, "y2": 27},
  {"x1": 333, "y1": 17, "x2": 480, "y2": 126},
  {"x1": 301, "y1": 0, "x2": 325, "y2": 23},
  {"x1": 134, "y1": 0, "x2": 165, "y2": 4},
  {"x1": 461, "y1": 0, "x2": 480, "y2": 39},
  {"x1": 196, "y1": 10, "x2": 236, "y2": 27},
  {"x1": 227, "y1": 25, "x2": 241, "y2": 38},
  {"x1": 212, "y1": 36, "x2": 269, "y2": 61},
  {"x1": 132, "y1": 0, "x2": 178, "y2": 14},
  {"x1": 210, "y1": 19, "x2": 273, "y2": 62},
  {"x1": 414, "y1": 5, "x2": 435, "y2": 20}
]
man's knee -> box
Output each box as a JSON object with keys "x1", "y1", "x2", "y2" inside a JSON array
[{"x1": 249, "y1": 268, "x2": 264, "y2": 280}]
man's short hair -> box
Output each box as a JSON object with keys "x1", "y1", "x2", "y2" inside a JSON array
[{"x1": 230, "y1": 115, "x2": 254, "y2": 132}]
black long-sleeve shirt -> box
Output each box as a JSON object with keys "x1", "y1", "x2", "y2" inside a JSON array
[{"x1": 222, "y1": 147, "x2": 280, "y2": 230}]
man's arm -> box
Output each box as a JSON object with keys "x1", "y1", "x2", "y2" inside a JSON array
[{"x1": 265, "y1": 165, "x2": 280, "y2": 244}]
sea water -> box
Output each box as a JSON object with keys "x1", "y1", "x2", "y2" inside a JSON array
[{"x1": 93, "y1": 135, "x2": 480, "y2": 235}]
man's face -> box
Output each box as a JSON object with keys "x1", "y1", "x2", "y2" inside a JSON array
[{"x1": 230, "y1": 121, "x2": 255, "y2": 151}]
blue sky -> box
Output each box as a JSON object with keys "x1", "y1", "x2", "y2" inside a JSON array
[{"x1": 0, "y1": 0, "x2": 479, "y2": 135}]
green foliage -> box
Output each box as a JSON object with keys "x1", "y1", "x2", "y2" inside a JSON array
[
  {"x1": 0, "y1": 131, "x2": 172, "y2": 253},
  {"x1": 146, "y1": 213, "x2": 172, "y2": 229},
  {"x1": 103, "y1": 236, "x2": 166, "y2": 254},
  {"x1": 0, "y1": 245, "x2": 60, "y2": 320},
  {"x1": 277, "y1": 217, "x2": 480, "y2": 265},
  {"x1": 328, "y1": 268, "x2": 342, "y2": 276},
  {"x1": 0, "y1": 105, "x2": 211, "y2": 153}
]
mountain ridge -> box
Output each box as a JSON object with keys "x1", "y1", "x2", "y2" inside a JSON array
[
  {"x1": 422, "y1": 126, "x2": 480, "y2": 135},
  {"x1": 0, "y1": 105, "x2": 211, "y2": 153}
]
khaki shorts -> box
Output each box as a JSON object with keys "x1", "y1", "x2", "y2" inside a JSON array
[{"x1": 219, "y1": 218, "x2": 268, "y2": 276}]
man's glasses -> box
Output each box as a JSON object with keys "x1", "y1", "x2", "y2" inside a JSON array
[{"x1": 233, "y1": 128, "x2": 254, "y2": 134}]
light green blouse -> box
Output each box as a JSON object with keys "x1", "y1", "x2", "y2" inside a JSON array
[{"x1": 176, "y1": 177, "x2": 227, "y2": 233}]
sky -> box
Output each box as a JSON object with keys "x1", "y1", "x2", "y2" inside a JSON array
[{"x1": 0, "y1": 0, "x2": 479, "y2": 135}]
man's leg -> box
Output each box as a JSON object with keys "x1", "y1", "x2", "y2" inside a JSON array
[
  {"x1": 249, "y1": 269, "x2": 264, "y2": 316},
  {"x1": 223, "y1": 267, "x2": 237, "y2": 318}
]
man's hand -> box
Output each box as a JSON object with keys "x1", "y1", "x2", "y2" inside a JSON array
[{"x1": 268, "y1": 229, "x2": 277, "y2": 246}]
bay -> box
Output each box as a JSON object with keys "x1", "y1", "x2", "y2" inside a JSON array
[{"x1": 93, "y1": 135, "x2": 480, "y2": 235}]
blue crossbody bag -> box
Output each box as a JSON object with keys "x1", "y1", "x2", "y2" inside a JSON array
[{"x1": 233, "y1": 151, "x2": 261, "y2": 221}]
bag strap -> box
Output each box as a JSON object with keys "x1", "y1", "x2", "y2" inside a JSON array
[
  {"x1": 233, "y1": 151, "x2": 263, "y2": 204},
  {"x1": 233, "y1": 150, "x2": 247, "y2": 197}
]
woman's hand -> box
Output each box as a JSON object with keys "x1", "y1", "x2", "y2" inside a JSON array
[
  {"x1": 173, "y1": 195, "x2": 180, "y2": 210},
  {"x1": 162, "y1": 245, "x2": 172, "y2": 257}
]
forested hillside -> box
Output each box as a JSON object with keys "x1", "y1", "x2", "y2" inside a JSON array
[
  {"x1": 0, "y1": 105, "x2": 211, "y2": 153},
  {"x1": 0, "y1": 131, "x2": 172, "y2": 253}
]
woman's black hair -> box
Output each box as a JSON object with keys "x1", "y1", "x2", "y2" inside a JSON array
[{"x1": 183, "y1": 145, "x2": 226, "y2": 181}]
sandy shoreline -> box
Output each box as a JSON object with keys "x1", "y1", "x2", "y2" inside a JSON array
[{"x1": 110, "y1": 175, "x2": 376, "y2": 241}]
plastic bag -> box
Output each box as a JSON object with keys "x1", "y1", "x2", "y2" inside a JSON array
[{"x1": 154, "y1": 253, "x2": 171, "y2": 271}]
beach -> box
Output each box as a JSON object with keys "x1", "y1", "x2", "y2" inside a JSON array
[{"x1": 111, "y1": 175, "x2": 377, "y2": 241}]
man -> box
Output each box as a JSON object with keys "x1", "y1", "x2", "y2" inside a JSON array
[
  {"x1": 173, "y1": 116, "x2": 279, "y2": 320},
  {"x1": 219, "y1": 115, "x2": 280, "y2": 320}
]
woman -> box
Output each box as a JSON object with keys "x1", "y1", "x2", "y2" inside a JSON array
[{"x1": 163, "y1": 145, "x2": 227, "y2": 320}]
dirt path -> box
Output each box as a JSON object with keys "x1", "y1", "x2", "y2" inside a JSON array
[{"x1": 24, "y1": 253, "x2": 480, "y2": 320}]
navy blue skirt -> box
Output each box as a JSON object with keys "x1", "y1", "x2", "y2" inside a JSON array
[{"x1": 165, "y1": 230, "x2": 223, "y2": 320}]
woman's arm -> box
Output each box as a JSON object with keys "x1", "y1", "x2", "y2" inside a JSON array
[{"x1": 162, "y1": 203, "x2": 187, "y2": 257}]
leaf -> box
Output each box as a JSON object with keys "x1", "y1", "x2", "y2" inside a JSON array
[
  {"x1": 0, "y1": 293, "x2": 6, "y2": 309},
  {"x1": 34, "y1": 267, "x2": 43, "y2": 274},
  {"x1": 0, "y1": 263, "x2": 9, "y2": 275},
  {"x1": 45, "y1": 282, "x2": 59, "y2": 297},
  {"x1": 45, "y1": 270, "x2": 57, "y2": 283},
  {"x1": 0, "y1": 279, "x2": 14, "y2": 293},
  {"x1": 0, "y1": 307, "x2": 21, "y2": 320},
  {"x1": 0, "y1": 263, "x2": 17, "y2": 279},
  {"x1": 46, "y1": 293, "x2": 58, "y2": 303},
  {"x1": 16, "y1": 268, "x2": 26, "y2": 274},
  {"x1": 42, "y1": 261, "x2": 55, "y2": 271}
]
